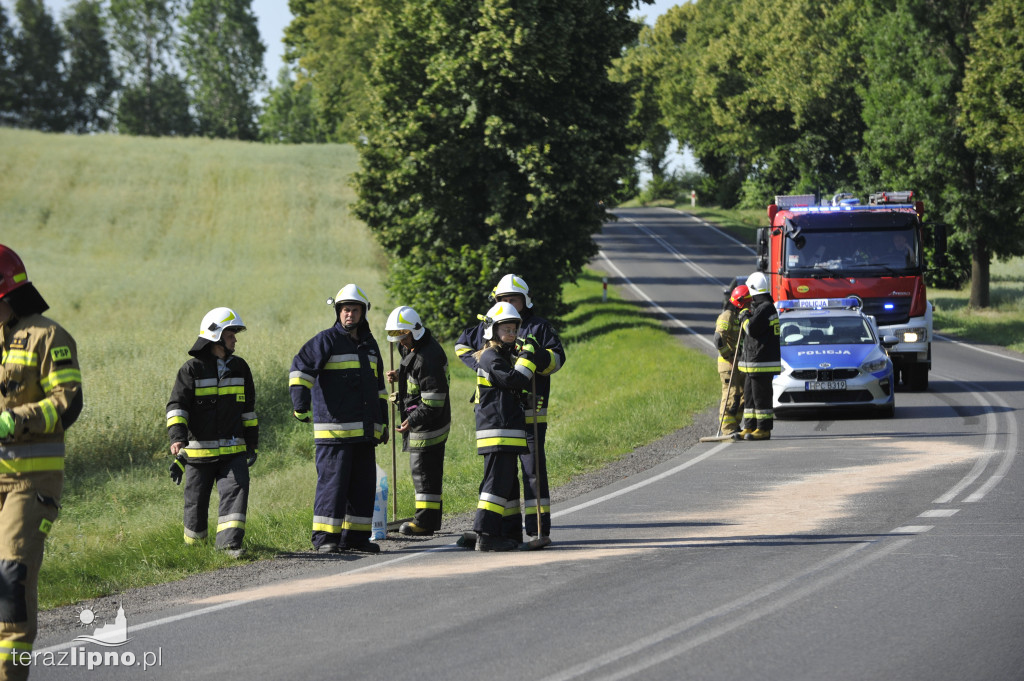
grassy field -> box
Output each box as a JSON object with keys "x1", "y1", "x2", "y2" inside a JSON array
[{"x1": 0, "y1": 129, "x2": 719, "y2": 608}]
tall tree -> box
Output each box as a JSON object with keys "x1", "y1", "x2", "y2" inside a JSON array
[
  {"x1": 354, "y1": 0, "x2": 639, "y2": 338},
  {"x1": 283, "y1": 0, "x2": 386, "y2": 143},
  {"x1": 0, "y1": 4, "x2": 17, "y2": 126},
  {"x1": 63, "y1": 0, "x2": 118, "y2": 132},
  {"x1": 109, "y1": 0, "x2": 193, "y2": 135},
  {"x1": 259, "y1": 64, "x2": 326, "y2": 143},
  {"x1": 179, "y1": 0, "x2": 265, "y2": 140},
  {"x1": 12, "y1": 0, "x2": 67, "y2": 131},
  {"x1": 958, "y1": 0, "x2": 1024, "y2": 294},
  {"x1": 859, "y1": 0, "x2": 1012, "y2": 304}
]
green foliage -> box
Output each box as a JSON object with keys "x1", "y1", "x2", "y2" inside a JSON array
[
  {"x1": 180, "y1": 0, "x2": 265, "y2": 140},
  {"x1": 259, "y1": 65, "x2": 327, "y2": 143},
  {"x1": 0, "y1": 5, "x2": 19, "y2": 124},
  {"x1": 354, "y1": 0, "x2": 640, "y2": 339},
  {"x1": 11, "y1": 0, "x2": 66, "y2": 131},
  {"x1": 63, "y1": 0, "x2": 118, "y2": 133},
  {"x1": 109, "y1": 0, "x2": 194, "y2": 136},
  {"x1": 283, "y1": 0, "x2": 385, "y2": 143}
]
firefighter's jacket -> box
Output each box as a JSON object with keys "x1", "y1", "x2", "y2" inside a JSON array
[
  {"x1": 738, "y1": 294, "x2": 781, "y2": 374},
  {"x1": 455, "y1": 309, "x2": 565, "y2": 425},
  {"x1": 0, "y1": 313, "x2": 82, "y2": 475},
  {"x1": 290, "y1": 321, "x2": 388, "y2": 445},
  {"x1": 714, "y1": 306, "x2": 743, "y2": 371},
  {"x1": 474, "y1": 344, "x2": 536, "y2": 455},
  {"x1": 395, "y1": 329, "x2": 451, "y2": 451},
  {"x1": 166, "y1": 352, "x2": 258, "y2": 463}
]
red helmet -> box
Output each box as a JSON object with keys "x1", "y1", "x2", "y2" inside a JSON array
[
  {"x1": 729, "y1": 284, "x2": 751, "y2": 309},
  {"x1": 0, "y1": 245, "x2": 30, "y2": 301}
]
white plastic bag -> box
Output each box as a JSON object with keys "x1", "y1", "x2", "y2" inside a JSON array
[{"x1": 370, "y1": 464, "x2": 388, "y2": 541}]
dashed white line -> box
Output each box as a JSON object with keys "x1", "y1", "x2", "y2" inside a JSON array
[
  {"x1": 919, "y1": 509, "x2": 959, "y2": 518},
  {"x1": 891, "y1": 526, "x2": 934, "y2": 534}
]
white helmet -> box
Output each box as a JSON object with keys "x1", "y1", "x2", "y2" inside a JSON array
[
  {"x1": 745, "y1": 272, "x2": 769, "y2": 296},
  {"x1": 328, "y1": 283, "x2": 371, "y2": 311},
  {"x1": 482, "y1": 301, "x2": 521, "y2": 340},
  {"x1": 199, "y1": 307, "x2": 246, "y2": 342},
  {"x1": 385, "y1": 305, "x2": 425, "y2": 342},
  {"x1": 491, "y1": 273, "x2": 533, "y2": 308}
]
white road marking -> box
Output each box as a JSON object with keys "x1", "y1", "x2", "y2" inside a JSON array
[
  {"x1": 596, "y1": 249, "x2": 716, "y2": 349},
  {"x1": 919, "y1": 509, "x2": 959, "y2": 518},
  {"x1": 891, "y1": 525, "x2": 934, "y2": 534},
  {"x1": 540, "y1": 538, "x2": 912, "y2": 681}
]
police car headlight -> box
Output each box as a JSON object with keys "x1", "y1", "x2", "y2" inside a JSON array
[
  {"x1": 900, "y1": 327, "x2": 926, "y2": 343},
  {"x1": 862, "y1": 358, "x2": 888, "y2": 373}
]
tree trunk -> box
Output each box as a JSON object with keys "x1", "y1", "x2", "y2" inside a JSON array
[{"x1": 969, "y1": 237, "x2": 990, "y2": 309}]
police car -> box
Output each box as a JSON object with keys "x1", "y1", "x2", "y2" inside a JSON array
[{"x1": 773, "y1": 297, "x2": 897, "y2": 418}]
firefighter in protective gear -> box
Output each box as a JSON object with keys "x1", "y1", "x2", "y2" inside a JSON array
[
  {"x1": 290, "y1": 284, "x2": 387, "y2": 554},
  {"x1": 454, "y1": 274, "x2": 565, "y2": 541},
  {"x1": 469, "y1": 302, "x2": 550, "y2": 551},
  {"x1": 166, "y1": 307, "x2": 257, "y2": 556},
  {"x1": 736, "y1": 272, "x2": 781, "y2": 441},
  {"x1": 0, "y1": 245, "x2": 82, "y2": 681},
  {"x1": 383, "y1": 306, "x2": 450, "y2": 536},
  {"x1": 714, "y1": 285, "x2": 750, "y2": 436}
]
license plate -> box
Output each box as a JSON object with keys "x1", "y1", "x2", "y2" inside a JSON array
[{"x1": 806, "y1": 380, "x2": 847, "y2": 391}]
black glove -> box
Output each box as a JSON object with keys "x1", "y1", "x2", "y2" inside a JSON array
[
  {"x1": 169, "y1": 454, "x2": 186, "y2": 485},
  {"x1": 378, "y1": 428, "x2": 389, "y2": 446},
  {"x1": 246, "y1": 449, "x2": 258, "y2": 468}
]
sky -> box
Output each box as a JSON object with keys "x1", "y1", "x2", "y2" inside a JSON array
[{"x1": 29, "y1": 0, "x2": 684, "y2": 85}]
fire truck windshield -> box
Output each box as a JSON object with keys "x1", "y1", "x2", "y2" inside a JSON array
[{"x1": 784, "y1": 227, "x2": 919, "y2": 275}]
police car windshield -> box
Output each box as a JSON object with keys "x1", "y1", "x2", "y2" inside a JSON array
[
  {"x1": 784, "y1": 228, "x2": 919, "y2": 274},
  {"x1": 779, "y1": 316, "x2": 875, "y2": 346}
]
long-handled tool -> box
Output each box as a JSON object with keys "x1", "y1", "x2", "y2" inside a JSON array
[
  {"x1": 521, "y1": 374, "x2": 551, "y2": 550},
  {"x1": 700, "y1": 336, "x2": 743, "y2": 443},
  {"x1": 389, "y1": 343, "x2": 398, "y2": 523}
]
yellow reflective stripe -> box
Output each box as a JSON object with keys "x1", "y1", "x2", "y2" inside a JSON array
[
  {"x1": 195, "y1": 387, "x2": 218, "y2": 396},
  {"x1": 2, "y1": 349, "x2": 38, "y2": 367},
  {"x1": 167, "y1": 416, "x2": 188, "y2": 427},
  {"x1": 219, "y1": 386, "x2": 244, "y2": 396},
  {"x1": 217, "y1": 520, "x2": 246, "y2": 532},
  {"x1": 516, "y1": 357, "x2": 537, "y2": 373},
  {"x1": 476, "y1": 376, "x2": 492, "y2": 387},
  {"x1": 313, "y1": 521, "x2": 343, "y2": 533},
  {"x1": 477, "y1": 499, "x2": 504, "y2": 514},
  {"x1": 477, "y1": 436, "x2": 527, "y2": 448},
  {"x1": 242, "y1": 418, "x2": 258, "y2": 428},
  {"x1": 0, "y1": 640, "x2": 33, "y2": 660},
  {"x1": 185, "y1": 444, "x2": 247, "y2": 458},
  {"x1": 0, "y1": 457, "x2": 64, "y2": 473},
  {"x1": 415, "y1": 500, "x2": 442, "y2": 509},
  {"x1": 39, "y1": 368, "x2": 82, "y2": 392},
  {"x1": 524, "y1": 505, "x2": 550, "y2": 515},
  {"x1": 40, "y1": 398, "x2": 58, "y2": 433},
  {"x1": 422, "y1": 398, "x2": 444, "y2": 407},
  {"x1": 289, "y1": 377, "x2": 313, "y2": 388},
  {"x1": 324, "y1": 361, "x2": 360, "y2": 370},
  {"x1": 342, "y1": 519, "x2": 372, "y2": 532},
  {"x1": 314, "y1": 429, "x2": 366, "y2": 439}
]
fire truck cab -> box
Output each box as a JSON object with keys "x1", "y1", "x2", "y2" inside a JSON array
[{"x1": 756, "y1": 191, "x2": 940, "y2": 391}]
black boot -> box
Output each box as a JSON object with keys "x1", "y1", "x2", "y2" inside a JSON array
[{"x1": 475, "y1": 533, "x2": 520, "y2": 552}]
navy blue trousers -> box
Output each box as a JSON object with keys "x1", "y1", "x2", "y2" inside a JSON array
[{"x1": 312, "y1": 442, "x2": 376, "y2": 549}]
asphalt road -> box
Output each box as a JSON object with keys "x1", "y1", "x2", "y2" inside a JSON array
[{"x1": 32, "y1": 207, "x2": 1023, "y2": 681}]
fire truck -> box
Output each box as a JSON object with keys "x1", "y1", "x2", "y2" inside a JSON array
[{"x1": 755, "y1": 191, "x2": 945, "y2": 391}]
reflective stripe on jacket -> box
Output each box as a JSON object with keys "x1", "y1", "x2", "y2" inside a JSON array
[
  {"x1": 166, "y1": 354, "x2": 258, "y2": 463},
  {"x1": 474, "y1": 345, "x2": 533, "y2": 455},
  {"x1": 714, "y1": 307, "x2": 743, "y2": 370},
  {"x1": 396, "y1": 329, "x2": 451, "y2": 450},
  {"x1": 455, "y1": 309, "x2": 565, "y2": 425},
  {"x1": 290, "y1": 321, "x2": 387, "y2": 445},
  {"x1": 0, "y1": 312, "x2": 81, "y2": 475},
  {"x1": 738, "y1": 296, "x2": 781, "y2": 374}
]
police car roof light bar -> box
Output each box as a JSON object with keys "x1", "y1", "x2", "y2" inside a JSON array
[{"x1": 777, "y1": 297, "x2": 862, "y2": 312}]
